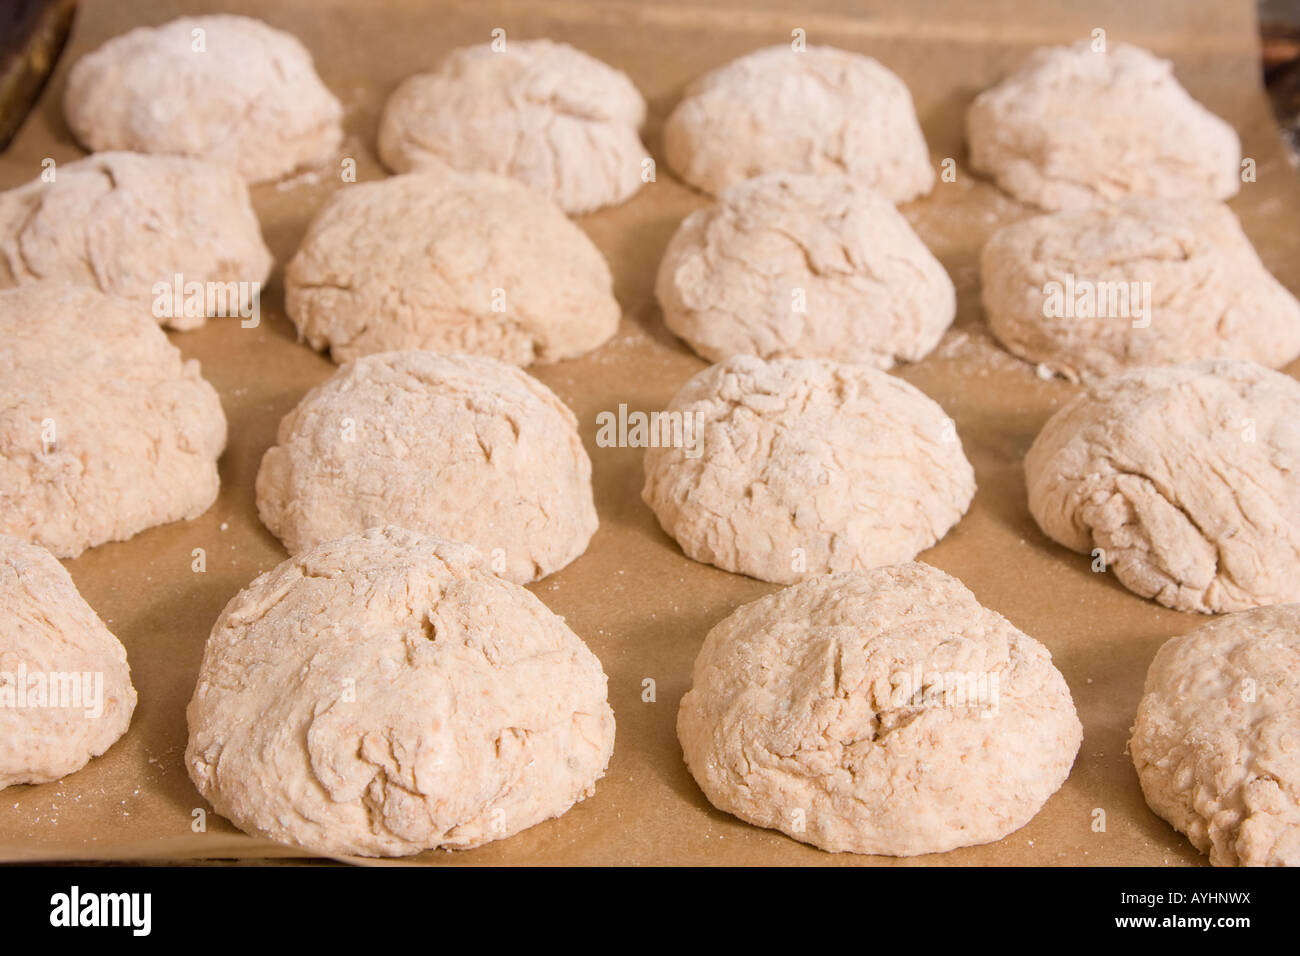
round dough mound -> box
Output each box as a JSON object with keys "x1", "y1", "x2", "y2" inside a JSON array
[
  {"x1": 642, "y1": 356, "x2": 975, "y2": 584},
  {"x1": 285, "y1": 171, "x2": 620, "y2": 365},
  {"x1": 967, "y1": 42, "x2": 1241, "y2": 210},
  {"x1": 378, "y1": 39, "x2": 647, "y2": 215},
  {"x1": 656, "y1": 173, "x2": 954, "y2": 366},
  {"x1": 981, "y1": 199, "x2": 1300, "y2": 381},
  {"x1": 63, "y1": 15, "x2": 343, "y2": 183},
  {"x1": 0, "y1": 152, "x2": 273, "y2": 330},
  {"x1": 1131, "y1": 604, "x2": 1300, "y2": 866},
  {"x1": 256, "y1": 351, "x2": 597, "y2": 584},
  {"x1": 0, "y1": 536, "x2": 136, "y2": 791},
  {"x1": 0, "y1": 283, "x2": 227, "y2": 557},
  {"x1": 1025, "y1": 359, "x2": 1300, "y2": 614},
  {"x1": 678, "y1": 562, "x2": 1082, "y2": 855},
  {"x1": 664, "y1": 45, "x2": 934, "y2": 202},
  {"x1": 185, "y1": 525, "x2": 616, "y2": 857}
]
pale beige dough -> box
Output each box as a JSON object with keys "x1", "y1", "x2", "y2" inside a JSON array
[
  {"x1": 0, "y1": 536, "x2": 136, "y2": 791},
  {"x1": 0, "y1": 283, "x2": 227, "y2": 557},
  {"x1": 285, "y1": 171, "x2": 620, "y2": 365},
  {"x1": 967, "y1": 42, "x2": 1241, "y2": 210},
  {"x1": 0, "y1": 152, "x2": 272, "y2": 330},
  {"x1": 378, "y1": 39, "x2": 647, "y2": 215},
  {"x1": 64, "y1": 15, "x2": 343, "y2": 183},
  {"x1": 1025, "y1": 359, "x2": 1300, "y2": 614},
  {"x1": 665, "y1": 45, "x2": 934, "y2": 202},
  {"x1": 981, "y1": 199, "x2": 1300, "y2": 381},
  {"x1": 656, "y1": 172, "x2": 954, "y2": 366},
  {"x1": 642, "y1": 356, "x2": 975, "y2": 584},
  {"x1": 185, "y1": 525, "x2": 616, "y2": 858},
  {"x1": 678, "y1": 562, "x2": 1082, "y2": 855},
  {"x1": 256, "y1": 351, "x2": 597, "y2": 584},
  {"x1": 1131, "y1": 603, "x2": 1300, "y2": 866}
]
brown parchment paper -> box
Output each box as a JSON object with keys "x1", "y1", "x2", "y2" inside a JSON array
[{"x1": 1, "y1": 0, "x2": 1295, "y2": 866}]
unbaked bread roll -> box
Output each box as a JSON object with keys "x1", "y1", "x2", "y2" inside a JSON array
[
  {"x1": 967, "y1": 41, "x2": 1240, "y2": 209},
  {"x1": 1025, "y1": 359, "x2": 1300, "y2": 613}
]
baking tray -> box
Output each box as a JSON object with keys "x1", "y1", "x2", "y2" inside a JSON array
[{"x1": 2, "y1": 0, "x2": 1294, "y2": 865}]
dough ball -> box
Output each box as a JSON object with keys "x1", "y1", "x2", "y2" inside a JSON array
[
  {"x1": 642, "y1": 356, "x2": 974, "y2": 584},
  {"x1": 981, "y1": 199, "x2": 1300, "y2": 381},
  {"x1": 664, "y1": 45, "x2": 934, "y2": 202},
  {"x1": 64, "y1": 15, "x2": 343, "y2": 183},
  {"x1": 656, "y1": 172, "x2": 954, "y2": 366},
  {"x1": 1131, "y1": 603, "x2": 1300, "y2": 866},
  {"x1": 966, "y1": 42, "x2": 1241, "y2": 210},
  {"x1": 285, "y1": 171, "x2": 620, "y2": 365},
  {"x1": 0, "y1": 152, "x2": 273, "y2": 330},
  {"x1": 678, "y1": 562, "x2": 1082, "y2": 855},
  {"x1": 0, "y1": 283, "x2": 227, "y2": 557},
  {"x1": 378, "y1": 39, "x2": 647, "y2": 215},
  {"x1": 0, "y1": 536, "x2": 136, "y2": 791},
  {"x1": 256, "y1": 351, "x2": 597, "y2": 584},
  {"x1": 1025, "y1": 359, "x2": 1300, "y2": 613},
  {"x1": 185, "y1": 525, "x2": 615, "y2": 857}
]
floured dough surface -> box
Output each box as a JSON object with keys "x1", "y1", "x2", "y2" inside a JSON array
[
  {"x1": 665, "y1": 45, "x2": 934, "y2": 201},
  {"x1": 678, "y1": 562, "x2": 1082, "y2": 855},
  {"x1": 981, "y1": 199, "x2": 1300, "y2": 381},
  {"x1": 1025, "y1": 359, "x2": 1300, "y2": 613},
  {"x1": 642, "y1": 356, "x2": 974, "y2": 584},
  {"x1": 0, "y1": 536, "x2": 136, "y2": 791},
  {"x1": 0, "y1": 152, "x2": 272, "y2": 330},
  {"x1": 64, "y1": 14, "x2": 342, "y2": 183},
  {"x1": 379, "y1": 39, "x2": 647, "y2": 214},
  {"x1": 185, "y1": 525, "x2": 615, "y2": 858},
  {"x1": 256, "y1": 351, "x2": 597, "y2": 584},
  {"x1": 285, "y1": 171, "x2": 620, "y2": 365},
  {"x1": 657, "y1": 172, "x2": 954, "y2": 366},
  {"x1": 0, "y1": 283, "x2": 227, "y2": 557},
  {"x1": 1131, "y1": 603, "x2": 1300, "y2": 866},
  {"x1": 967, "y1": 42, "x2": 1241, "y2": 210}
]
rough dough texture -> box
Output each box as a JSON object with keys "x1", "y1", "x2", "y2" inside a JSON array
[
  {"x1": 256, "y1": 351, "x2": 597, "y2": 584},
  {"x1": 1131, "y1": 604, "x2": 1300, "y2": 867},
  {"x1": 967, "y1": 42, "x2": 1241, "y2": 210},
  {"x1": 664, "y1": 45, "x2": 934, "y2": 202},
  {"x1": 0, "y1": 152, "x2": 272, "y2": 330},
  {"x1": 678, "y1": 562, "x2": 1082, "y2": 855},
  {"x1": 656, "y1": 172, "x2": 954, "y2": 366},
  {"x1": 285, "y1": 172, "x2": 620, "y2": 365},
  {"x1": 1025, "y1": 359, "x2": 1300, "y2": 614},
  {"x1": 0, "y1": 536, "x2": 136, "y2": 791},
  {"x1": 64, "y1": 15, "x2": 343, "y2": 183},
  {"x1": 185, "y1": 525, "x2": 615, "y2": 857},
  {"x1": 0, "y1": 283, "x2": 227, "y2": 557},
  {"x1": 378, "y1": 39, "x2": 647, "y2": 215},
  {"x1": 981, "y1": 199, "x2": 1300, "y2": 381},
  {"x1": 642, "y1": 356, "x2": 975, "y2": 584}
]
